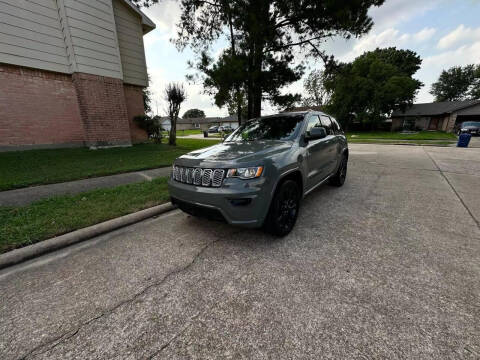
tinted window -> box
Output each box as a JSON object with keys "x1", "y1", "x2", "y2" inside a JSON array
[
  {"x1": 320, "y1": 115, "x2": 333, "y2": 134},
  {"x1": 305, "y1": 115, "x2": 321, "y2": 133},
  {"x1": 330, "y1": 117, "x2": 341, "y2": 134},
  {"x1": 225, "y1": 115, "x2": 304, "y2": 142}
]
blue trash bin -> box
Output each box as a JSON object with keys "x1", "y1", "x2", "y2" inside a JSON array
[{"x1": 457, "y1": 133, "x2": 472, "y2": 147}]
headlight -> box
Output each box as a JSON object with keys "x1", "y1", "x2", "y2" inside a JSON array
[{"x1": 226, "y1": 166, "x2": 264, "y2": 179}]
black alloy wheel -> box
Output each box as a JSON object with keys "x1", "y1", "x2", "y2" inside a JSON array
[
  {"x1": 265, "y1": 180, "x2": 300, "y2": 236},
  {"x1": 330, "y1": 155, "x2": 347, "y2": 187}
]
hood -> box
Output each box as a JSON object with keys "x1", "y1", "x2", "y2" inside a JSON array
[{"x1": 177, "y1": 140, "x2": 292, "y2": 166}]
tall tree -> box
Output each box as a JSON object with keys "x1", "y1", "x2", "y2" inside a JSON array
[
  {"x1": 183, "y1": 108, "x2": 206, "y2": 118},
  {"x1": 165, "y1": 83, "x2": 187, "y2": 146},
  {"x1": 133, "y1": 0, "x2": 385, "y2": 119},
  {"x1": 143, "y1": 74, "x2": 152, "y2": 114},
  {"x1": 430, "y1": 65, "x2": 480, "y2": 101},
  {"x1": 302, "y1": 69, "x2": 330, "y2": 107},
  {"x1": 226, "y1": 89, "x2": 248, "y2": 120},
  {"x1": 325, "y1": 47, "x2": 423, "y2": 130}
]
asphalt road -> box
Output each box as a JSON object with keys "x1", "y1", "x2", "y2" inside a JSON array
[{"x1": 1, "y1": 144, "x2": 479, "y2": 359}]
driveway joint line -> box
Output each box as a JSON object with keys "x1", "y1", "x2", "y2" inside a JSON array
[
  {"x1": 139, "y1": 173, "x2": 153, "y2": 181},
  {"x1": 423, "y1": 147, "x2": 480, "y2": 229},
  {"x1": 17, "y1": 231, "x2": 233, "y2": 360}
]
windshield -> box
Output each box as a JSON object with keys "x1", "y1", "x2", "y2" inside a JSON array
[
  {"x1": 462, "y1": 122, "x2": 480, "y2": 127},
  {"x1": 225, "y1": 115, "x2": 304, "y2": 142}
]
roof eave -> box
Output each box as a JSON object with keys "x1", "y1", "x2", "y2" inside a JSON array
[{"x1": 121, "y1": 0, "x2": 156, "y2": 34}]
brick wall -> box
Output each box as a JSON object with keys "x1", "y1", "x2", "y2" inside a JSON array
[
  {"x1": 73, "y1": 73, "x2": 132, "y2": 147},
  {"x1": 124, "y1": 84, "x2": 147, "y2": 143},
  {"x1": 0, "y1": 64, "x2": 85, "y2": 149},
  {"x1": 0, "y1": 64, "x2": 148, "y2": 150}
]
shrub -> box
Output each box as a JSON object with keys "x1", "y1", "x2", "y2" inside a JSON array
[{"x1": 134, "y1": 115, "x2": 163, "y2": 143}]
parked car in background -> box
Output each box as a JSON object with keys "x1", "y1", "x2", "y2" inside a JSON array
[
  {"x1": 208, "y1": 126, "x2": 220, "y2": 133},
  {"x1": 169, "y1": 111, "x2": 349, "y2": 236},
  {"x1": 219, "y1": 125, "x2": 233, "y2": 133},
  {"x1": 456, "y1": 121, "x2": 480, "y2": 135}
]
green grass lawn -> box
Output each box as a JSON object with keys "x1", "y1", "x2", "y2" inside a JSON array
[
  {"x1": 177, "y1": 129, "x2": 203, "y2": 136},
  {"x1": 0, "y1": 138, "x2": 220, "y2": 191},
  {"x1": 162, "y1": 129, "x2": 203, "y2": 136},
  {"x1": 346, "y1": 130, "x2": 456, "y2": 140},
  {"x1": 0, "y1": 178, "x2": 171, "y2": 253}
]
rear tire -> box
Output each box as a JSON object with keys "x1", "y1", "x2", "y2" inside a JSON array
[
  {"x1": 330, "y1": 155, "x2": 348, "y2": 187},
  {"x1": 264, "y1": 180, "x2": 301, "y2": 237}
]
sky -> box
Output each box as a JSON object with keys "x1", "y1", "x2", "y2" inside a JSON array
[{"x1": 141, "y1": 0, "x2": 480, "y2": 117}]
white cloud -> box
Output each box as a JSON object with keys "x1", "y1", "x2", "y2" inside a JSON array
[
  {"x1": 142, "y1": 0, "x2": 181, "y2": 38},
  {"x1": 416, "y1": 40, "x2": 480, "y2": 102},
  {"x1": 437, "y1": 24, "x2": 480, "y2": 49},
  {"x1": 368, "y1": 0, "x2": 440, "y2": 30},
  {"x1": 341, "y1": 27, "x2": 437, "y2": 62},
  {"x1": 413, "y1": 27, "x2": 437, "y2": 42},
  {"x1": 147, "y1": 67, "x2": 227, "y2": 117}
]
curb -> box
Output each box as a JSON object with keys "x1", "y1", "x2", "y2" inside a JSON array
[{"x1": 0, "y1": 203, "x2": 177, "y2": 270}]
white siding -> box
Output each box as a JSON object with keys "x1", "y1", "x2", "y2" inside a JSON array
[
  {"x1": 0, "y1": 0, "x2": 151, "y2": 82},
  {"x1": 63, "y1": 0, "x2": 123, "y2": 79},
  {"x1": 113, "y1": 0, "x2": 147, "y2": 86},
  {"x1": 0, "y1": 0, "x2": 70, "y2": 73}
]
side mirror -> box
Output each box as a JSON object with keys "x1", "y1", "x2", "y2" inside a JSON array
[{"x1": 305, "y1": 127, "x2": 327, "y2": 141}]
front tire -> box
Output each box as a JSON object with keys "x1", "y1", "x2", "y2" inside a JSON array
[{"x1": 264, "y1": 180, "x2": 301, "y2": 237}]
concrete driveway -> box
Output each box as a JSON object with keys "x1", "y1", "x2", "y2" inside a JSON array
[{"x1": 1, "y1": 144, "x2": 479, "y2": 359}]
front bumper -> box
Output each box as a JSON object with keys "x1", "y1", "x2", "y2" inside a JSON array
[{"x1": 168, "y1": 176, "x2": 273, "y2": 228}]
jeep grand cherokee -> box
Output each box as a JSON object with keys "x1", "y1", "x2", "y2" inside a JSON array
[{"x1": 168, "y1": 111, "x2": 349, "y2": 236}]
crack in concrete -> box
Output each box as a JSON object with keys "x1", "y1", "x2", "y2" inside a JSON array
[
  {"x1": 146, "y1": 312, "x2": 201, "y2": 360},
  {"x1": 17, "y1": 229, "x2": 237, "y2": 360},
  {"x1": 423, "y1": 147, "x2": 480, "y2": 229}
]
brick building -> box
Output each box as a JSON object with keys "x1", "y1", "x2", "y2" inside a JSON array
[{"x1": 0, "y1": 0, "x2": 155, "y2": 151}]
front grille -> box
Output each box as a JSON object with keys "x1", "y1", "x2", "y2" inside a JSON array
[
  {"x1": 202, "y1": 169, "x2": 213, "y2": 186},
  {"x1": 212, "y1": 169, "x2": 225, "y2": 187},
  {"x1": 186, "y1": 168, "x2": 193, "y2": 184},
  {"x1": 173, "y1": 166, "x2": 225, "y2": 187},
  {"x1": 193, "y1": 168, "x2": 202, "y2": 185}
]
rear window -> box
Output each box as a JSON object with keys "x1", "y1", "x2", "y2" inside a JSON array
[{"x1": 462, "y1": 122, "x2": 480, "y2": 127}]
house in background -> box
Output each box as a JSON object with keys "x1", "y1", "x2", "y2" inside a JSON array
[
  {"x1": 160, "y1": 115, "x2": 239, "y2": 131},
  {"x1": 0, "y1": 0, "x2": 155, "y2": 151},
  {"x1": 391, "y1": 100, "x2": 480, "y2": 132}
]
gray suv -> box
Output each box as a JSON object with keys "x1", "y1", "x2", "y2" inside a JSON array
[{"x1": 168, "y1": 111, "x2": 349, "y2": 236}]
